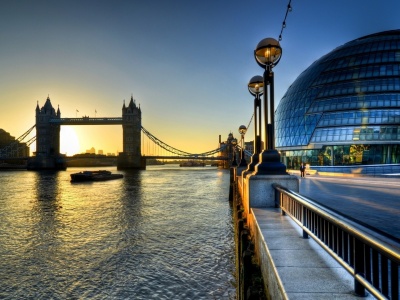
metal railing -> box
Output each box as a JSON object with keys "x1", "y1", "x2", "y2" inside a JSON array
[{"x1": 273, "y1": 184, "x2": 400, "y2": 300}]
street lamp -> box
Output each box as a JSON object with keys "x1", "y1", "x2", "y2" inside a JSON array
[
  {"x1": 244, "y1": 75, "x2": 264, "y2": 173},
  {"x1": 254, "y1": 37, "x2": 287, "y2": 175},
  {"x1": 238, "y1": 125, "x2": 247, "y2": 167}
]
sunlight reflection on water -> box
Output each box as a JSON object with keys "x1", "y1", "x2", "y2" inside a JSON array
[{"x1": 0, "y1": 165, "x2": 235, "y2": 299}]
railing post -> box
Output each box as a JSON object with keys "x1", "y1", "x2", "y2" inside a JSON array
[
  {"x1": 302, "y1": 206, "x2": 309, "y2": 239},
  {"x1": 381, "y1": 256, "x2": 389, "y2": 296},
  {"x1": 274, "y1": 185, "x2": 280, "y2": 208},
  {"x1": 391, "y1": 261, "x2": 399, "y2": 300},
  {"x1": 353, "y1": 237, "x2": 367, "y2": 296},
  {"x1": 372, "y1": 249, "x2": 379, "y2": 287}
]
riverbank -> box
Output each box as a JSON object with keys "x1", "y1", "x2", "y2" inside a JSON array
[{"x1": 231, "y1": 168, "x2": 266, "y2": 299}]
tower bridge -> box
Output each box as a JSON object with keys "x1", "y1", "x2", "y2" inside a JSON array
[
  {"x1": 27, "y1": 96, "x2": 142, "y2": 170},
  {"x1": 13, "y1": 96, "x2": 230, "y2": 170}
]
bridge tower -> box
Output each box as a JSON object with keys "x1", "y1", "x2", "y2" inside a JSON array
[
  {"x1": 27, "y1": 96, "x2": 66, "y2": 170},
  {"x1": 117, "y1": 96, "x2": 145, "y2": 169}
]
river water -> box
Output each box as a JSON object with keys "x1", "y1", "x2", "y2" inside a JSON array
[{"x1": 0, "y1": 165, "x2": 236, "y2": 299}]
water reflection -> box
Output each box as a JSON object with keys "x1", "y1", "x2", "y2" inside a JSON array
[
  {"x1": 31, "y1": 171, "x2": 63, "y2": 243},
  {"x1": 117, "y1": 170, "x2": 145, "y2": 254},
  {"x1": 0, "y1": 166, "x2": 235, "y2": 299}
]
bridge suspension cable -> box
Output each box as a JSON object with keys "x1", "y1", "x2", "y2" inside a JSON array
[
  {"x1": 246, "y1": 113, "x2": 254, "y2": 132},
  {"x1": 17, "y1": 124, "x2": 36, "y2": 142},
  {"x1": 0, "y1": 125, "x2": 36, "y2": 157},
  {"x1": 26, "y1": 136, "x2": 36, "y2": 146},
  {"x1": 141, "y1": 126, "x2": 227, "y2": 157},
  {"x1": 141, "y1": 126, "x2": 192, "y2": 156}
]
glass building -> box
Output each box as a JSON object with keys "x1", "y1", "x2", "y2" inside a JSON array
[{"x1": 275, "y1": 30, "x2": 400, "y2": 172}]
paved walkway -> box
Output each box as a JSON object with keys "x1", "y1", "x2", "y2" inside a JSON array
[
  {"x1": 252, "y1": 207, "x2": 374, "y2": 299},
  {"x1": 242, "y1": 171, "x2": 399, "y2": 299}
]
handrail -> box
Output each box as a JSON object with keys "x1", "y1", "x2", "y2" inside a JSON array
[{"x1": 273, "y1": 183, "x2": 400, "y2": 300}]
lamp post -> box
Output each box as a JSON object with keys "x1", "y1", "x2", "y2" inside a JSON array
[
  {"x1": 244, "y1": 75, "x2": 264, "y2": 173},
  {"x1": 254, "y1": 37, "x2": 287, "y2": 175},
  {"x1": 231, "y1": 137, "x2": 238, "y2": 167},
  {"x1": 238, "y1": 125, "x2": 247, "y2": 167},
  {"x1": 227, "y1": 132, "x2": 233, "y2": 168}
]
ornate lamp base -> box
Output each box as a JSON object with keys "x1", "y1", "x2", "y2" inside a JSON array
[{"x1": 254, "y1": 149, "x2": 287, "y2": 175}]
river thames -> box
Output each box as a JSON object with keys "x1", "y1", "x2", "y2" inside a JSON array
[{"x1": 0, "y1": 165, "x2": 236, "y2": 299}]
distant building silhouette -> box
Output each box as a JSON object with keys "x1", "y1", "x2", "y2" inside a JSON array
[
  {"x1": 86, "y1": 147, "x2": 96, "y2": 154},
  {"x1": 0, "y1": 129, "x2": 29, "y2": 157}
]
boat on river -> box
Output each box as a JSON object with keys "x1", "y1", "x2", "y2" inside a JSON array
[{"x1": 70, "y1": 170, "x2": 123, "y2": 182}]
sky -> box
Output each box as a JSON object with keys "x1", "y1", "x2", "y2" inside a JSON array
[{"x1": 1, "y1": 0, "x2": 400, "y2": 156}]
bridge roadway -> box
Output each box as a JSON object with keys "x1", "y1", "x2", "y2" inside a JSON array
[
  {"x1": 296, "y1": 173, "x2": 400, "y2": 242},
  {"x1": 49, "y1": 117, "x2": 123, "y2": 125}
]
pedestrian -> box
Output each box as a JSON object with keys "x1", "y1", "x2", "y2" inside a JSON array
[{"x1": 300, "y1": 163, "x2": 305, "y2": 178}]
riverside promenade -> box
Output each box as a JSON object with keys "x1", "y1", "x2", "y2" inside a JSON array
[
  {"x1": 294, "y1": 172, "x2": 400, "y2": 241},
  {"x1": 235, "y1": 169, "x2": 400, "y2": 299}
]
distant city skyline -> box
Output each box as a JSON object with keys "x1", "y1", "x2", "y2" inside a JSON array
[{"x1": 1, "y1": 1, "x2": 399, "y2": 155}]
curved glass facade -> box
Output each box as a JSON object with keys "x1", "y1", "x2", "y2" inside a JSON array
[{"x1": 275, "y1": 30, "x2": 400, "y2": 169}]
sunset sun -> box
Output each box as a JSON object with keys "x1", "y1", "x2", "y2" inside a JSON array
[{"x1": 60, "y1": 126, "x2": 80, "y2": 156}]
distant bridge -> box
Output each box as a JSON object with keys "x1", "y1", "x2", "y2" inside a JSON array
[
  {"x1": 0, "y1": 123, "x2": 230, "y2": 161},
  {"x1": 1, "y1": 97, "x2": 250, "y2": 169}
]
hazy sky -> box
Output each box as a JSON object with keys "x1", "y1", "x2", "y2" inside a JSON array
[{"x1": 1, "y1": 0, "x2": 399, "y2": 155}]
